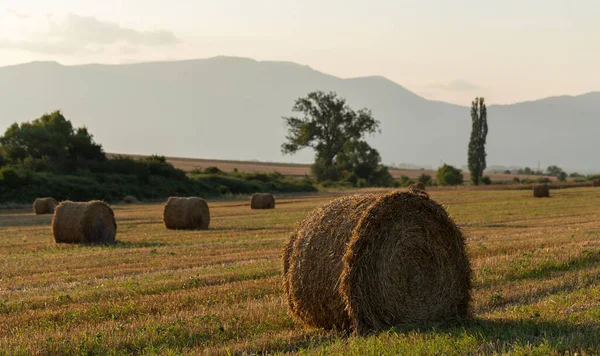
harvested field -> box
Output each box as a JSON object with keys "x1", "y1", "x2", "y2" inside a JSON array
[
  {"x1": 111, "y1": 153, "x2": 560, "y2": 183},
  {"x1": 1, "y1": 188, "x2": 600, "y2": 354}
]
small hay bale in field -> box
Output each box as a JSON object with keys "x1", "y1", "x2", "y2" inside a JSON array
[
  {"x1": 533, "y1": 184, "x2": 550, "y2": 198},
  {"x1": 409, "y1": 182, "x2": 426, "y2": 191},
  {"x1": 163, "y1": 197, "x2": 210, "y2": 230},
  {"x1": 33, "y1": 197, "x2": 58, "y2": 215},
  {"x1": 52, "y1": 201, "x2": 117, "y2": 244},
  {"x1": 250, "y1": 193, "x2": 275, "y2": 209},
  {"x1": 593, "y1": 180, "x2": 600, "y2": 187},
  {"x1": 123, "y1": 195, "x2": 138, "y2": 204},
  {"x1": 283, "y1": 189, "x2": 471, "y2": 334}
]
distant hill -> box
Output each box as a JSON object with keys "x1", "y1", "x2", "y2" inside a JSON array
[{"x1": 1, "y1": 56, "x2": 598, "y2": 171}]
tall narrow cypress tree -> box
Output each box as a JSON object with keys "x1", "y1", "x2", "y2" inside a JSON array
[{"x1": 468, "y1": 97, "x2": 488, "y2": 185}]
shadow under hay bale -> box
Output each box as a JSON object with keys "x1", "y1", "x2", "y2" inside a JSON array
[
  {"x1": 283, "y1": 189, "x2": 471, "y2": 335},
  {"x1": 33, "y1": 197, "x2": 58, "y2": 215},
  {"x1": 122, "y1": 195, "x2": 138, "y2": 204},
  {"x1": 163, "y1": 197, "x2": 210, "y2": 230},
  {"x1": 533, "y1": 184, "x2": 550, "y2": 198},
  {"x1": 52, "y1": 201, "x2": 117, "y2": 244},
  {"x1": 250, "y1": 193, "x2": 275, "y2": 209}
]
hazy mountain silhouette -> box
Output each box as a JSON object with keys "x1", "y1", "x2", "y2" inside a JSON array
[{"x1": 0, "y1": 56, "x2": 598, "y2": 171}]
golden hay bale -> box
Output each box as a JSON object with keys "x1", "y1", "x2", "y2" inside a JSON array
[
  {"x1": 52, "y1": 201, "x2": 117, "y2": 244},
  {"x1": 163, "y1": 197, "x2": 210, "y2": 230},
  {"x1": 250, "y1": 193, "x2": 275, "y2": 209},
  {"x1": 283, "y1": 190, "x2": 471, "y2": 334},
  {"x1": 33, "y1": 197, "x2": 58, "y2": 215},
  {"x1": 593, "y1": 180, "x2": 600, "y2": 187},
  {"x1": 123, "y1": 195, "x2": 138, "y2": 204},
  {"x1": 409, "y1": 182, "x2": 426, "y2": 191},
  {"x1": 533, "y1": 184, "x2": 550, "y2": 198}
]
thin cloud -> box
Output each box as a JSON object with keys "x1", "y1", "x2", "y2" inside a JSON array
[{"x1": 0, "y1": 13, "x2": 177, "y2": 55}]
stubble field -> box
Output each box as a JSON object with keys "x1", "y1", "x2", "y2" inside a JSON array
[{"x1": 1, "y1": 188, "x2": 599, "y2": 355}]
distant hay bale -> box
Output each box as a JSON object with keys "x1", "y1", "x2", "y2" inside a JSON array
[
  {"x1": 123, "y1": 195, "x2": 138, "y2": 204},
  {"x1": 409, "y1": 182, "x2": 426, "y2": 191},
  {"x1": 593, "y1": 180, "x2": 600, "y2": 187},
  {"x1": 33, "y1": 197, "x2": 58, "y2": 215},
  {"x1": 533, "y1": 184, "x2": 550, "y2": 198},
  {"x1": 52, "y1": 201, "x2": 117, "y2": 244},
  {"x1": 250, "y1": 193, "x2": 275, "y2": 209},
  {"x1": 163, "y1": 197, "x2": 210, "y2": 230},
  {"x1": 283, "y1": 189, "x2": 472, "y2": 334}
]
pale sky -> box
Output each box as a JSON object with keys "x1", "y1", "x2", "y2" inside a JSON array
[{"x1": 1, "y1": 0, "x2": 598, "y2": 105}]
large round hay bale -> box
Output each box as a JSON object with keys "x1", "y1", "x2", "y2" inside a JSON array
[
  {"x1": 52, "y1": 201, "x2": 117, "y2": 244},
  {"x1": 123, "y1": 195, "x2": 138, "y2": 204},
  {"x1": 533, "y1": 184, "x2": 550, "y2": 198},
  {"x1": 250, "y1": 193, "x2": 275, "y2": 209},
  {"x1": 33, "y1": 197, "x2": 58, "y2": 215},
  {"x1": 163, "y1": 197, "x2": 210, "y2": 230},
  {"x1": 283, "y1": 190, "x2": 471, "y2": 334}
]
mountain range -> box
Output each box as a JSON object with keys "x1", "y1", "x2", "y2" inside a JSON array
[{"x1": 0, "y1": 56, "x2": 598, "y2": 172}]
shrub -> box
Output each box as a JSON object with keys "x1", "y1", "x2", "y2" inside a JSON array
[
  {"x1": 436, "y1": 164, "x2": 464, "y2": 186},
  {"x1": 481, "y1": 176, "x2": 492, "y2": 185},
  {"x1": 417, "y1": 173, "x2": 432, "y2": 186},
  {"x1": 513, "y1": 177, "x2": 521, "y2": 184}
]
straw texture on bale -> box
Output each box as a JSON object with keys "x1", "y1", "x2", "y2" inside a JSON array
[
  {"x1": 250, "y1": 193, "x2": 275, "y2": 209},
  {"x1": 123, "y1": 195, "x2": 138, "y2": 204},
  {"x1": 33, "y1": 197, "x2": 58, "y2": 215},
  {"x1": 533, "y1": 184, "x2": 550, "y2": 198},
  {"x1": 283, "y1": 190, "x2": 471, "y2": 334},
  {"x1": 409, "y1": 182, "x2": 426, "y2": 191},
  {"x1": 52, "y1": 201, "x2": 117, "y2": 244},
  {"x1": 593, "y1": 180, "x2": 600, "y2": 187},
  {"x1": 163, "y1": 197, "x2": 210, "y2": 230}
]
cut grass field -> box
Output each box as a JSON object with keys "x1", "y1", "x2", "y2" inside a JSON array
[{"x1": 1, "y1": 188, "x2": 600, "y2": 355}]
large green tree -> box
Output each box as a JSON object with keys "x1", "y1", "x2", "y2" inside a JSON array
[
  {"x1": 282, "y1": 91, "x2": 383, "y2": 183},
  {"x1": 0, "y1": 111, "x2": 105, "y2": 171},
  {"x1": 468, "y1": 97, "x2": 488, "y2": 185}
]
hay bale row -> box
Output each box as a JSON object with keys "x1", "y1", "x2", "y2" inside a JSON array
[
  {"x1": 283, "y1": 189, "x2": 472, "y2": 334},
  {"x1": 251, "y1": 193, "x2": 275, "y2": 209},
  {"x1": 533, "y1": 184, "x2": 550, "y2": 198},
  {"x1": 163, "y1": 197, "x2": 210, "y2": 230},
  {"x1": 33, "y1": 197, "x2": 58, "y2": 215},
  {"x1": 52, "y1": 201, "x2": 117, "y2": 244}
]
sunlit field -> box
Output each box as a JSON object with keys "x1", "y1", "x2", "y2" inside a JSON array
[{"x1": 1, "y1": 188, "x2": 599, "y2": 355}]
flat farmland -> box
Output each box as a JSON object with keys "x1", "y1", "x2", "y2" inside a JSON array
[
  {"x1": 1, "y1": 188, "x2": 600, "y2": 355},
  {"x1": 112, "y1": 154, "x2": 558, "y2": 182}
]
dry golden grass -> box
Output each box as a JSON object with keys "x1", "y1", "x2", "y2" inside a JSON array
[{"x1": 1, "y1": 188, "x2": 600, "y2": 354}]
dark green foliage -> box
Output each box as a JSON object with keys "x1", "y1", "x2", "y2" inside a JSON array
[
  {"x1": 468, "y1": 98, "x2": 488, "y2": 185},
  {"x1": 0, "y1": 112, "x2": 317, "y2": 203},
  {"x1": 482, "y1": 176, "x2": 492, "y2": 185},
  {"x1": 399, "y1": 175, "x2": 411, "y2": 186},
  {"x1": 437, "y1": 164, "x2": 464, "y2": 186},
  {"x1": 546, "y1": 165, "x2": 564, "y2": 177},
  {"x1": 513, "y1": 177, "x2": 521, "y2": 184},
  {"x1": 569, "y1": 172, "x2": 583, "y2": 178},
  {"x1": 0, "y1": 111, "x2": 105, "y2": 172},
  {"x1": 557, "y1": 172, "x2": 568, "y2": 182},
  {"x1": 282, "y1": 91, "x2": 390, "y2": 186},
  {"x1": 203, "y1": 166, "x2": 225, "y2": 175},
  {"x1": 586, "y1": 174, "x2": 600, "y2": 181},
  {"x1": 417, "y1": 173, "x2": 432, "y2": 186}
]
